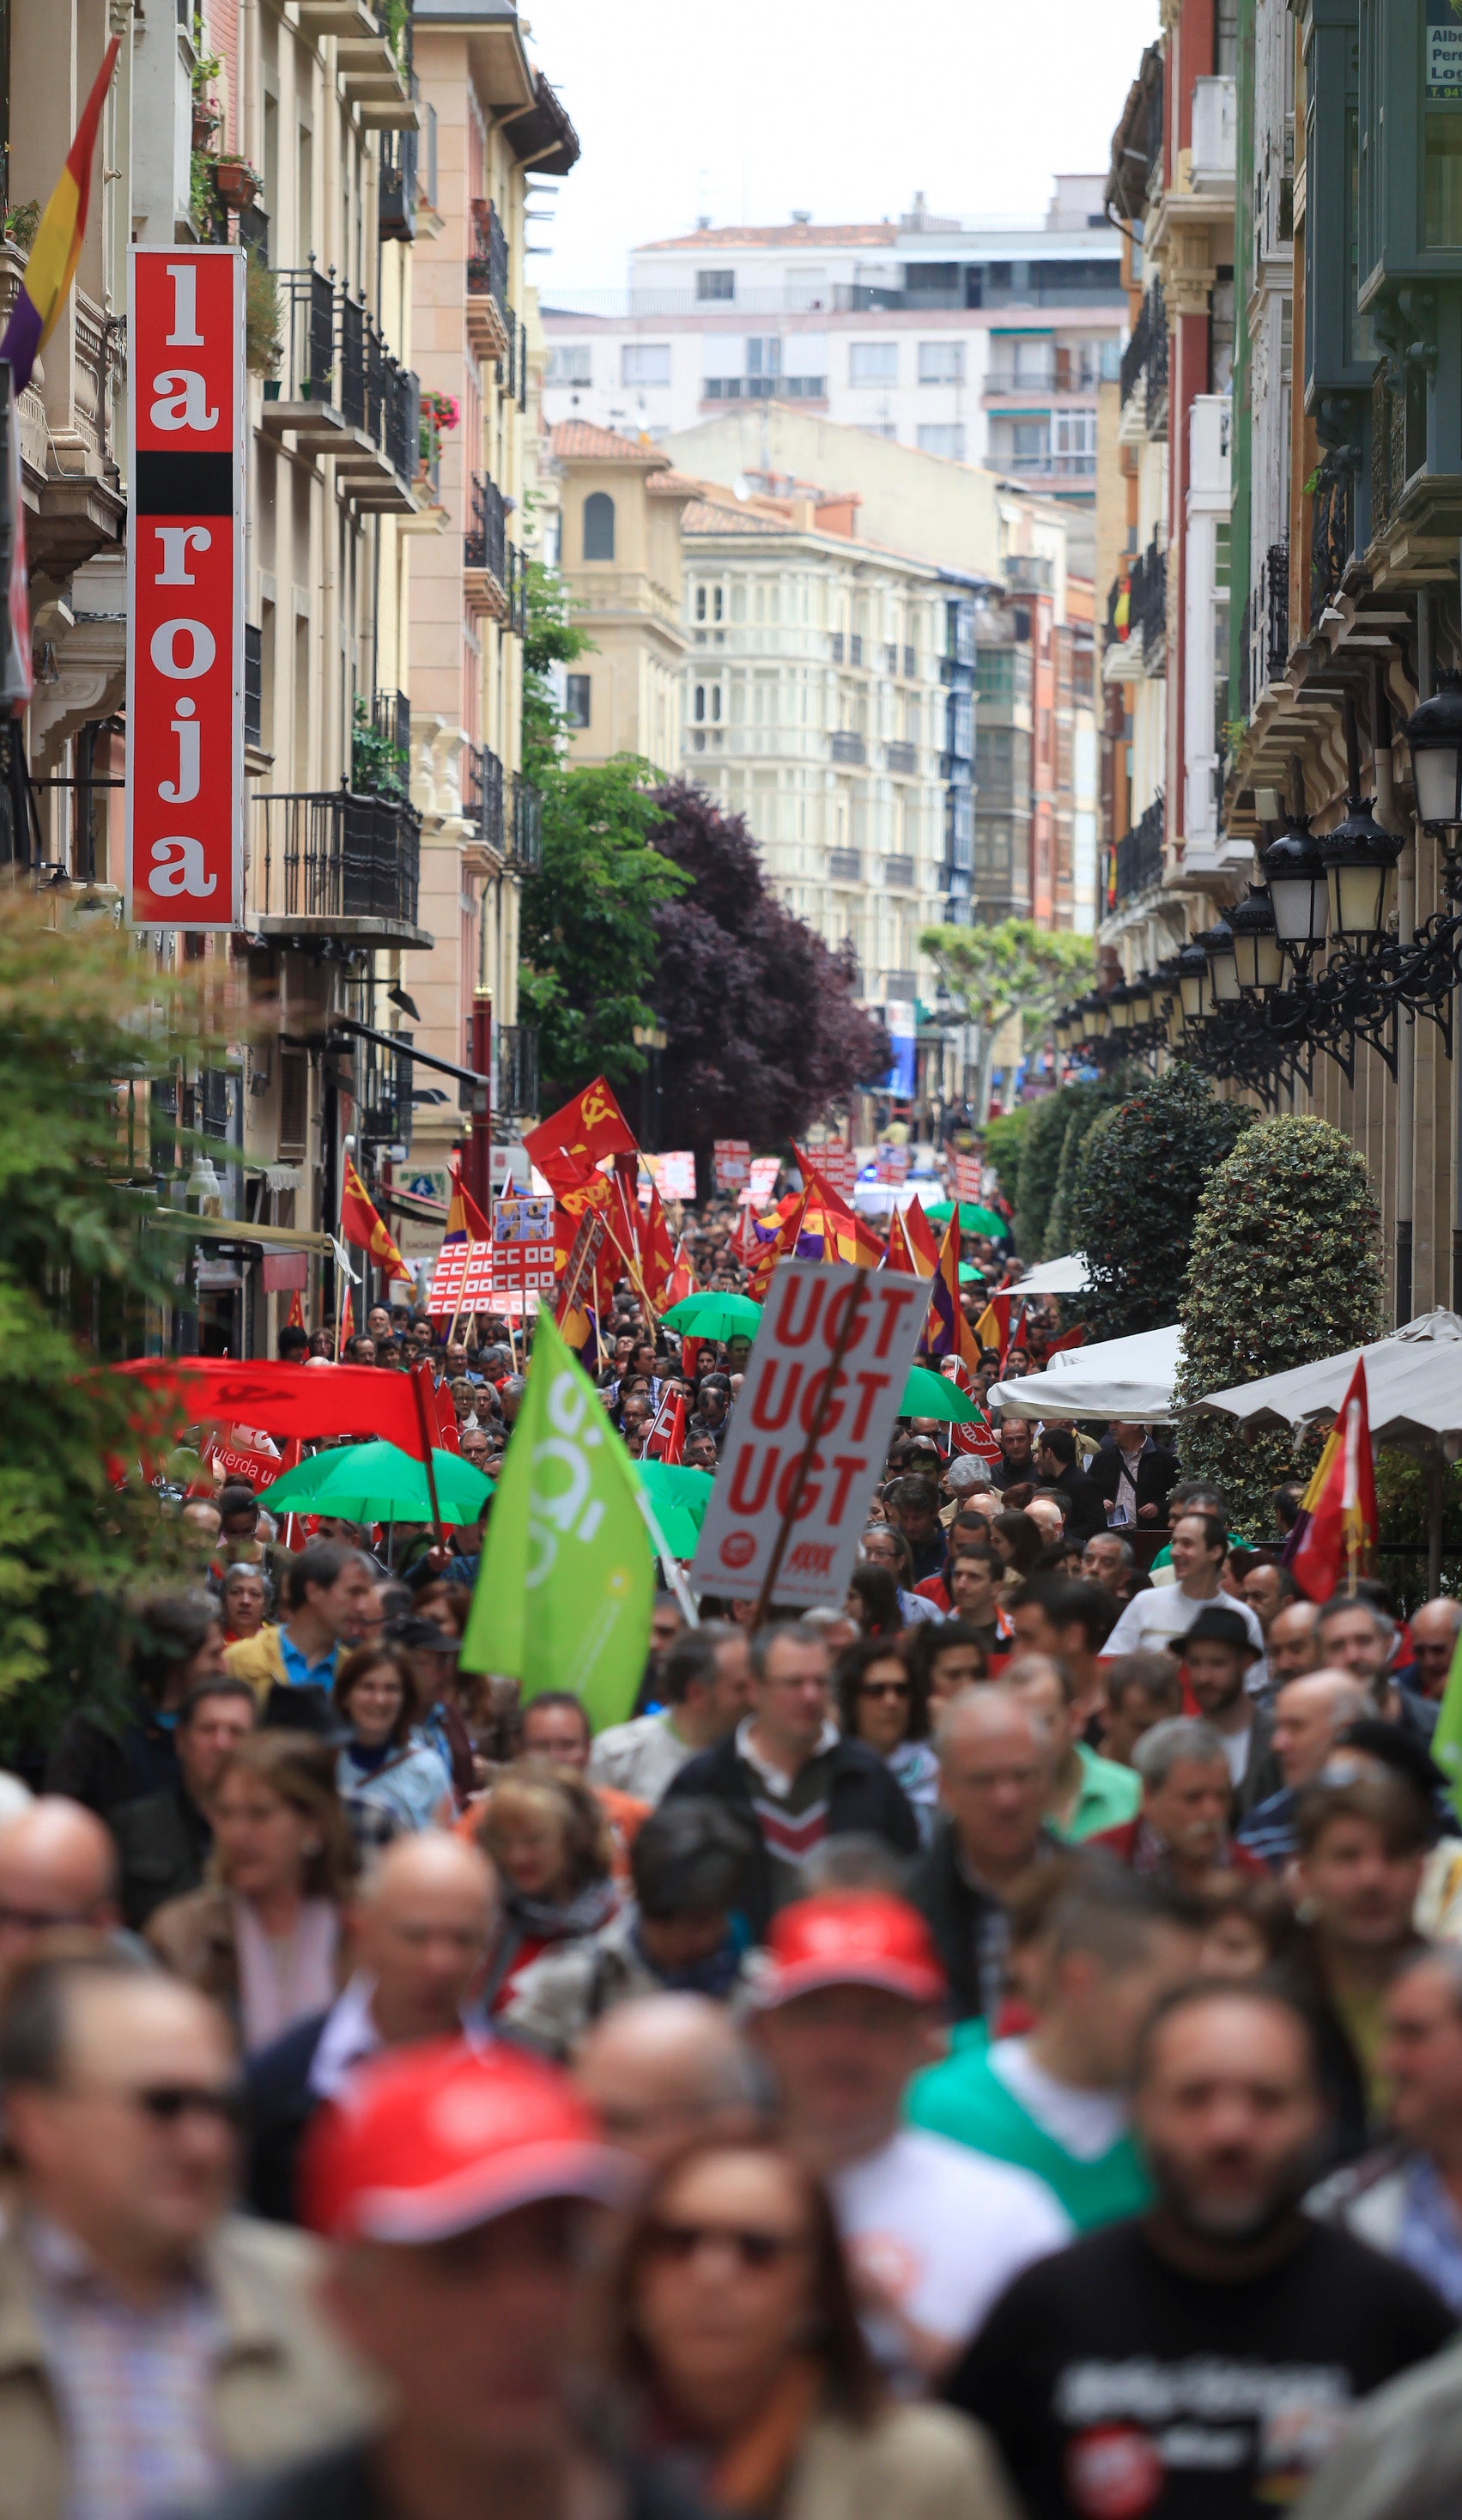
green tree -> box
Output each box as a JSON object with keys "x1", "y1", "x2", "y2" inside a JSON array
[
  {"x1": 1045, "y1": 1095, "x2": 1122, "y2": 1262},
  {"x1": 1174, "y1": 1114, "x2": 1384, "y2": 1533},
  {"x1": 1012, "y1": 1079, "x2": 1123, "y2": 1260},
  {"x1": 919, "y1": 920, "x2": 1096, "y2": 1127},
  {"x1": 517, "y1": 562, "x2": 689, "y2": 1105},
  {"x1": 1069, "y1": 1065, "x2": 1252, "y2": 1345},
  {"x1": 980, "y1": 1108, "x2": 1028, "y2": 1210},
  {"x1": 0, "y1": 896, "x2": 211, "y2": 1736}
]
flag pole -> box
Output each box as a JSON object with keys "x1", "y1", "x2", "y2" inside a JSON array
[{"x1": 409, "y1": 1362, "x2": 448, "y2": 1551}]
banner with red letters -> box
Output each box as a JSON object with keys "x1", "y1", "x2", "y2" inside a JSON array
[
  {"x1": 125, "y1": 246, "x2": 246, "y2": 927},
  {"x1": 689, "y1": 1260, "x2": 927, "y2": 1607},
  {"x1": 713, "y1": 1139, "x2": 751, "y2": 1192}
]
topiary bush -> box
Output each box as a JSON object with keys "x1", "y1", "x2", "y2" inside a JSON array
[
  {"x1": 1014, "y1": 1080, "x2": 1123, "y2": 1260},
  {"x1": 1173, "y1": 1114, "x2": 1384, "y2": 1535},
  {"x1": 1068, "y1": 1065, "x2": 1252, "y2": 1345}
]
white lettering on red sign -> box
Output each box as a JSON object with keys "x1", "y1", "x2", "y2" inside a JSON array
[
  {"x1": 125, "y1": 247, "x2": 246, "y2": 930},
  {"x1": 689, "y1": 1259, "x2": 930, "y2": 1606}
]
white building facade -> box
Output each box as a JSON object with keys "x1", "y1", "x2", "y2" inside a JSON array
[
  {"x1": 542, "y1": 181, "x2": 1125, "y2": 511},
  {"x1": 679, "y1": 499, "x2": 980, "y2": 1005}
]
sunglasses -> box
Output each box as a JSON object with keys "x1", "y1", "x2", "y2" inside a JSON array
[
  {"x1": 127, "y1": 2084, "x2": 247, "y2": 2128},
  {"x1": 858, "y1": 1679, "x2": 911, "y2": 1701},
  {"x1": 645, "y1": 2220, "x2": 808, "y2": 2271}
]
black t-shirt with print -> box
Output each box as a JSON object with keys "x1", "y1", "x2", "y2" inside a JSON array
[{"x1": 943, "y1": 2216, "x2": 1454, "y2": 2520}]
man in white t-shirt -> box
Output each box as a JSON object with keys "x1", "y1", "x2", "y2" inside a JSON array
[
  {"x1": 1101, "y1": 1508, "x2": 1265, "y2": 1664},
  {"x1": 747, "y1": 1888, "x2": 1071, "y2": 2388}
]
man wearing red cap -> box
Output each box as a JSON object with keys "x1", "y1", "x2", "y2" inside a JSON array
[
  {"x1": 192, "y1": 2040, "x2": 696, "y2": 2520},
  {"x1": 749, "y1": 1892, "x2": 1071, "y2": 2389}
]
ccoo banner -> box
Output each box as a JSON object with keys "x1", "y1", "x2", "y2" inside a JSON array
[{"x1": 125, "y1": 247, "x2": 246, "y2": 928}]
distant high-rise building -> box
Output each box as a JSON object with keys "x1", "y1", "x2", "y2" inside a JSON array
[{"x1": 540, "y1": 179, "x2": 1125, "y2": 510}]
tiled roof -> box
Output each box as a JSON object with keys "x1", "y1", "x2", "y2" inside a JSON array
[
  {"x1": 646, "y1": 468, "x2": 701, "y2": 497},
  {"x1": 639, "y1": 222, "x2": 900, "y2": 251},
  {"x1": 682, "y1": 500, "x2": 787, "y2": 535},
  {"x1": 549, "y1": 419, "x2": 664, "y2": 463}
]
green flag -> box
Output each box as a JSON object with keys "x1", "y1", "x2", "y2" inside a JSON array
[
  {"x1": 459, "y1": 1305, "x2": 654, "y2": 1728},
  {"x1": 1433, "y1": 1621, "x2": 1462, "y2": 1830}
]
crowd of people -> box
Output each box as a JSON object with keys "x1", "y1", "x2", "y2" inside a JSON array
[{"x1": 10, "y1": 1193, "x2": 1462, "y2": 2520}]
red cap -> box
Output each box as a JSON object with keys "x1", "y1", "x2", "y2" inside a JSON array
[
  {"x1": 301, "y1": 2037, "x2": 631, "y2": 2244},
  {"x1": 752, "y1": 1893, "x2": 947, "y2": 2009}
]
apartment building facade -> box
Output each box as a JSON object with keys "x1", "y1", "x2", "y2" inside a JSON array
[
  {"x1": 400, "y1": 1, "x2": 577, "y2": 1250},
  {"x1": 547, "y1": 420, "x2": 695, "y2": 778},
  {"x1": 1095, "y1": 12, "x2": 1241, "y2": 989},
  {"x1": 0, "y1": 0, "x2": 573, "y2": 1351},
  {"x1": 540, "y1": 179, "x2": 1125, "y2": 512}
]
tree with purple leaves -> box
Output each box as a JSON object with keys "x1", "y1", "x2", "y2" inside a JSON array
[{"x1": 648, "y1": 780, "x2": 890, "y2": 1171}]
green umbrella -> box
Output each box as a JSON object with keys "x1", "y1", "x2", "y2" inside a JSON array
[
  {"x1": 925, "y1": 1199, "x2": 1009, "y2": 1239},
  {"x1": 260, "y1": 1439, "x2": 493, "y2": 1523},
  {"x1": 634, "y1": 1460, "x2": 717, "y2": 1560},
  {"x1": 901, "y1": 1364, "x2": 984, "y2": 1422},
  {"x1": 958, "y1": 1261, "x2": 986, "y2": 1286},
  {"x1": 661, "y1": 1291, "x2": 763, "y2": 1339}
]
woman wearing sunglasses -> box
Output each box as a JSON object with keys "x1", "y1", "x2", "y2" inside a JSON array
[
  {"x1": 835, "y1": 1637, "x2": 938, "y2": 1846},
  {"x1": 611, "y1": 2140, "x2": 1014, "y2": 2520}
]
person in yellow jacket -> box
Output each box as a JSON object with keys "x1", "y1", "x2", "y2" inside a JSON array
[{"x1": 224, "y1": 1539, "x2": 377, "y2": 1722}]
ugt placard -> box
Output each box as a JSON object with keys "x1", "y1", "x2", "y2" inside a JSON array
[
  {"x1": 689, "y1": 1260, "x2": 929, "y2": 1607},
  {"x1": 125, "y1": 248, "x2": 246, "y2": 928}
]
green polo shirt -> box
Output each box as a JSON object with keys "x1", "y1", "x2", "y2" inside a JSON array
[
  {"x1": 1048, "y1": 1740, "x2": 1141, "y2": 1845},
  {"x1": 907, "y1": 2027, "x2": 1151, "y2": 2231}
]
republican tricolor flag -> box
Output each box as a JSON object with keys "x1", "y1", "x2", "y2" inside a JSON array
[{"x1": 0, "y1": 37, "x2": 118, "y2": 396}]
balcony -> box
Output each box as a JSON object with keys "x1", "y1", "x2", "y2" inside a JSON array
[
  {"x1": 1119, "y1": 282, "x2": 1168, "y2": 440},
  {"x1": 511, "y1": 774, "x2": 543, "y2": 873},
  {"x1": 507, "y1": 541, "x2": 528, "y2": 636},
  {"x1": 849, "y1": 634, "x2": 864, "y2": 665},
  {"x1": 261, "y1": 265, "x2": 419, "y2": 511},
  {"x1": 1128, "y1": 538, "x2": 1168, "y2": 672},
  {"x1": 466, "y1": 198, "x2": 510, "y2": 361},
  {"x1": 1190, "y1": 76, "x2": 1236, "y2": 189},
  {"x1": 885, "y1": 855, "x2": 916, "y2": 889},
  {"x1": 251, "y1": 787, "x2": 428, "y2": 948},
  {"x1": 828, "y1": 848, "x2": 862, "y2": 883},
  {"x1": 904, "y1": 643, "x2": 917, "y2": 677},
  {"x1": 464, "y1": 472, "x2": 508, "y2": 618},
  {"x1": 1107, "y1": 796, "x2": 1165, "y2": 908},
  {"x1": 830, "y1": 731, "x2": 866, "y2": 765},
  {"x1": 497, "y1": 1024, "x2": 540, "y2": 1121},
  {"x1": 465, "y1": 744, "x2": 505, "y2": 857},
  {"x1": 379, "y1": 121, "x2": 418, "y2": 241},
  {"x1": 1245, "y1": 542, "x2": 1289, "y2": 711},
  {"x1": 885, "y1": 741, "x2": 917, "y2": 776},
  {"x1": 830, "y1": 633, "x2": 844, "y2": 664}
]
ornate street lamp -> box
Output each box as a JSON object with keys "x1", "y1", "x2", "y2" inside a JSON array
[
  {"x1": 1228, "y1": 884, "x2": 1285, "y2": 995},
  {"x1": 1405, "y1": 671, "x2": 1462, "y2": 859},
  {"x1": 1318, "y1": 795, "x2": 1403, "y2": 948},
  {"x1": 1127, "y1": 970, "x2": 1157, "y2": 1027},
  {"x1": 1109, "y1": 981, "x2": 1135, "y2": 1033},
  {"x1": 1260, "y1": 817, "x2": 1330, "y2": 962},
  {"x1": 1177, "y1": 937, "x2": 1210, "y2": 1024},
  {"x1": 1201, "y1": 914, "x2": 1241, "y2": 1006}
]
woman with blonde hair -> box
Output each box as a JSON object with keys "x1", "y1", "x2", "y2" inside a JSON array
[
  {"x1": 147, "y1": 1732, "x2": 355, "y2": 2052},
  {"x1": 475, "y1": 1764, "x2": 617, "y2": 2015}
]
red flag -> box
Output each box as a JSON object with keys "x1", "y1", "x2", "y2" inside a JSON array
[
  {"x1": 792, "y1": 1145, "x2": 884, "y2": 1266},
  {"x1": 1284, "y1": 1357, "x2": 1379, "y2": 1602},
  {"x1": 111, "y1": 1357, "x2": 426, "y2": 1454},
  {"x1": 665, "y1": 1238, "x2": 697, "y2": 1306},
  {"x1": 1000, "y1": 1302, "x2": 1028, "y2": 1374},
  {"x1": 640, "y1": 1181, "x2": 676, "y2": 1311},
  {"x1": 339, "y1": 1284, "x2": 355, "y2": 1347},
  {"x1": 1044, "y1": 1325, "x2": 1087, "y2": 1359},
  {"x1": 886, "y1": 1208, "x2": 918, "y2": 1273},
  {"x1": 646, "y1": 1390, "x2": 686, "y2": 1464},
  {"x1": 901, "y1": 1193, "x2": 942, "y2": 1275},
  {"x1": 285, "y1": 1290, "x2": 306, "y2": 1333},
  {"x1": 942, "y1": 1357, "x2": 1004, "y2": 1460},
  {"x1": 340, "y1": 1155, "x2": 412, "y2": 1281},
  {"x1": 525, "y1": 1076, "x2": 638, "y2": 1183},
  {"x1": 973, "y1": 1291, "x2": 1013, "y2": 1354}
]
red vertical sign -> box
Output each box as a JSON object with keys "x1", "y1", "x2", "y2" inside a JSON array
[{"x1": 125, "y1": 247, "x2": 245, "y2": 927}]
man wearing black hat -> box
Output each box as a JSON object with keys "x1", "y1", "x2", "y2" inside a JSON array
[{"x1": 1183, "y1": 1601, "x2": 1281, "y2": 1820}]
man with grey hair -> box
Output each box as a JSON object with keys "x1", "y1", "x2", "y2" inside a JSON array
[
  {"x1": 1239, "y1": 1668, "x2": 1372, "y2": 1865},
  {"x1": 1405, "y1": 1596, "x2": 1462, "y2": 1702},
  {"x1": 664, "y1": 1623, "x2": 919, "y2": 1935},
  {"x1": 1092, "y1": 1715, "x2": 1265, "y2": 1892},
  {"x1": 1310, "y1": 1943, "x2": 1462, "y2": 2313},
  {"x1": 589, "y1": 1623, "x2": 752, "y2": 1804},
  {"x1": 908, "y1": 1688, "x2": 1059, "y2": 2022}
]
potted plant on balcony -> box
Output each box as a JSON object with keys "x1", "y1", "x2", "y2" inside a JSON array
[
  {"x1": 418, "y1": 388, "x2": 458, "y2": 485},
  {"x1": 214, "y1": 155, "x2": 261, "y2": 211}
]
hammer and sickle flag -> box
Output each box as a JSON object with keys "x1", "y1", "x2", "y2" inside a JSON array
[{"x1": 340, "y1": 1155, "x2": 413, "y2": 1283}]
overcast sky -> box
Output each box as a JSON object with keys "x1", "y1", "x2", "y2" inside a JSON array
[{"x1": 519, "y1": 0, "x2": 1161, "y2": 292}]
